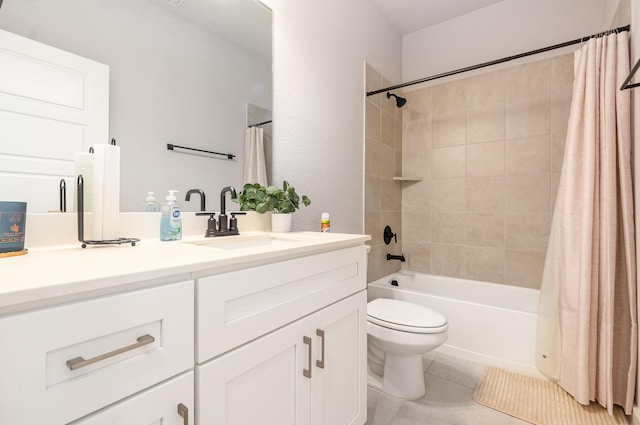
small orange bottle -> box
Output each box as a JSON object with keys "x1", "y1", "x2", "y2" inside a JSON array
[{"x1": 321, "y1": 212, "x2": 331, "y2": 232}]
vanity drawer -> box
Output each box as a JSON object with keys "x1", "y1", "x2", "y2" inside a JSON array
[
  {"x1": 72, "y1": 370, "x2": 194, "y2": 425},
  {"x1": 196, "y1": 245, "x2": 366, "y2": 362},
  {"x1": 0, "y1": 281, "x2": 194, "y2": 425}
]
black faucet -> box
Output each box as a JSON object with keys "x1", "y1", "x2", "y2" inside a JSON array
[
  {"x1": 185, "y1": 189, "x2": 206, "y2": 211},
  {"x1": 218, "y1": 186, "x2": 237, "y2": 232},
  {"x1": 195, "y1": 186, "x2": 246, "y2": 237}
]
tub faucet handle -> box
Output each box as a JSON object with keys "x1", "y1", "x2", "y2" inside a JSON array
[{"x1": 383, "y1": 225, "x2": 397, "y2": 245}]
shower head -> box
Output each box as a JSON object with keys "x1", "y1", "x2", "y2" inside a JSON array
[{"x1": 386, "y1": 92, "x2": 407, "y2": 108}]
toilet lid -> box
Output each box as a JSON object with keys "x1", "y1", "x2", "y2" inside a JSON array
[{"x1": 367, "y1": 298, "x2": 447, "y2": 333}]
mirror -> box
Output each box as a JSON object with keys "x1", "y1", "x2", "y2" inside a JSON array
[{"x1": 0, "y1": 0, "x2": 272, "y2": 212}]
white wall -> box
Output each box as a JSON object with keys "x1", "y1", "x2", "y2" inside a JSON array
[
  {"x1": 364, "y1": 5, "x2": 403, "y2": 86},
  {"x1": 606, "y1": 0, "x2": 631, "y2": 27},
  {"x1": 0, "y1": 0, "x2": 271, "y2": 213},
  {"x1": 403, "y1": 0, "x2": 606, "y2": 82},
  {"x1": 606, "y1": 0, "x2": 622, "y2": 26},
  {"x1": 261, "y1": 0, "x2": 399, "y2": 234}
]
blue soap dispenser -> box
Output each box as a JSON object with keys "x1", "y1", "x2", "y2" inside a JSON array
[{"x1": 160, "y1": 190, "x2": 182, "y2": 241}]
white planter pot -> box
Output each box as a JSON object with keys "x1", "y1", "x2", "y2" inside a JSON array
[
  {"x1": 271, "y1": 213, "x2": 292, "y2": 233},
  {"x1": 242, "y1": 211, "x2": 271, "y2": 232}
]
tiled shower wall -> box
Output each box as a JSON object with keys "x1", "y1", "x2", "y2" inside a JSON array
[
  {"x1": 365, "y1": 64, "x2": 403, "y2": 283},
  {"x1": 400, "y1": 54, "x2": 574, "y2": 289}
]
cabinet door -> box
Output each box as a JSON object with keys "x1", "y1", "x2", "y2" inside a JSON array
[
  {"x1": 72, "y1": 371, "x2": 194, "y2": 425},
  {"x1": 197, "y1": 319, "x2": 311, "y2": 425},
  {"x1": 310, "y1": 291, "x2": 367, "y2": 425}
]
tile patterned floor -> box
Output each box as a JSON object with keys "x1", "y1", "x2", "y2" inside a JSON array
[{"x1": 365, "y1": 352, "x2": 531, "y2": 425}]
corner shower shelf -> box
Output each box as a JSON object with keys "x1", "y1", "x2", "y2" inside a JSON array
[{"x1": 393, "y1": 176, "x2": 423, "y2": 181}]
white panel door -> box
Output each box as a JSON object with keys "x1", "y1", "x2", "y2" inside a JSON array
[
  {"x1": 196, "y1": 318, "x2": 311, "y2": 425},
  {"x1": 0, "y1": 29, "x2": 109, "y2": 212},
  {"x1": 310, "y1": 291, "x2": 367, "y2": 425}
]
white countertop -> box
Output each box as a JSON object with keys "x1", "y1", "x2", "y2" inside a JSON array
[{"x1": 1, "y1": 231, "x2": 369, "y2": 315}]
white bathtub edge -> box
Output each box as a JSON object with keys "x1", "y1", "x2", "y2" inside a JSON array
[
  {"x1": 369, "y1": 271, "x2": 540, "y2": 375},
  {"x1": 434, "y1": 344, "x2": 544, "y2": 379}
]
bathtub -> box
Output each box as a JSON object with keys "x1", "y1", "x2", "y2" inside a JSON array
[{"x1": 368, "y1": 271, "x2": 541, "y2": 375}]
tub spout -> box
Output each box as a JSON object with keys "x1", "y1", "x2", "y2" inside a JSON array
[{"x1": 386, "y1": 253, "x2": 405, "y2": 262}]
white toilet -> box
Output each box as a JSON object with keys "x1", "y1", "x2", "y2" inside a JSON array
[{"x1": 367, "y1": 298, "x2": 448, "y2": 399}]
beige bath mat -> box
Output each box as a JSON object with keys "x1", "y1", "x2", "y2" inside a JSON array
[{"x1": 473, "y1": 366, "x2": 628, "y2": 425}]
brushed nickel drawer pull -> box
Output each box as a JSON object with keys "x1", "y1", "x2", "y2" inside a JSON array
[
  {"x1": 66, "y1": 334, "x2": 155, "y2": 370},
  {"x1": 316, "y1": 329, "x2": 325, "y2": 369},
  {"x1": 303, "y1": 336, "x2": 312, "y2": 379},
  {"x1": 178, "y1": 403, "x2": 189, "y2": 425}
]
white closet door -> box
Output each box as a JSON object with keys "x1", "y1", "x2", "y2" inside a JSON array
[{"x1": 0, "y1": 29, "x2": 109, "y2": 212}]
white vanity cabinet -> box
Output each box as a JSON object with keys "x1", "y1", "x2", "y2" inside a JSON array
[
  {"x1": 195, "y1": 246, "x2": 368, "y2": 425},
  {"x1": 0, "y1": 280, "x2": 194, "y2": 425},
  {"x1": 0, "y1": 233, "x2": 369, "y2": 425}
]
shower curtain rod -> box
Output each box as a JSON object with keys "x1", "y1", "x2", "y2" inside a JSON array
[
  {"x1": 247, "y1": 120, "x2": 272, "y2": 128},
  {"x1": 366, "y1": 24, "x2": 631, "y2": 97}
]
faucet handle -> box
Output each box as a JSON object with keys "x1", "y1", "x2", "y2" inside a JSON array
[
  {"x1": 196, "y1": 212, "x2": 217, "y2": 237},
  {"x1": 383, "y1": 226, "x2": 397, "y2": 245},
  {"x1": 229, "y1": 212, "x2": 246, "y2": 231}
]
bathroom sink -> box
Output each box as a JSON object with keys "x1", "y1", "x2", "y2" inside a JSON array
[{"x1": 185, "y1": 234, "x2": 307, "y2": 250}]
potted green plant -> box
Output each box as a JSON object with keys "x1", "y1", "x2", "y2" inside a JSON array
[
  {"x1": 235, "y1": 183, "x2": 270, "y2": 231},
  {"x1": 265, "y1": 181, "x2": 310, "y2": 232},
  {"x1": 236, "y1": 181, "x2": 310, "y2": 232},
  {"x1": 236, "y1": 183, "x2": 268, "y2": 212}
]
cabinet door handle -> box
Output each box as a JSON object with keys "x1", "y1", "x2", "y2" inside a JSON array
[
  {"x1": 316, "y1": 329, "x2": 325, "y2": 369},
  {"x1": 303, "y1": 336, "x2": 312, "y2": 378},
  {"x1": 66, "y1": 334, "x2": 155, "y2": 370},
  {"x1": 178, "y1": 403, "x2": 189, "y2": 425}
]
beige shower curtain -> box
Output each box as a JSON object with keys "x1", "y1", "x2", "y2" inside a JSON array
[
  {"x1": 541, "y1": 31, "x2": 637, "y2": 414},
  {"x1": 244, "y1": 127, "x2": 268, "y2": 186}
]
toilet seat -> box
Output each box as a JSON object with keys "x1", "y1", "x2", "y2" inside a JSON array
[{"x1": 367, "y1": 298, "x2": 447, "y2": 334}]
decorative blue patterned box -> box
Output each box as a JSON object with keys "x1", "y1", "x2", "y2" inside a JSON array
[{"x1": 0, "y1": 202, "x2": 27, "y2": 253}]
